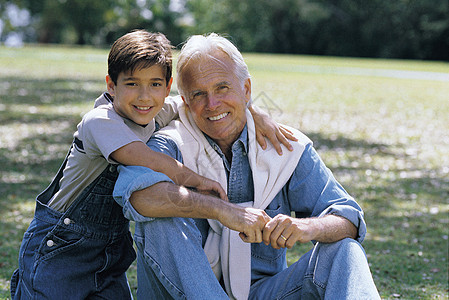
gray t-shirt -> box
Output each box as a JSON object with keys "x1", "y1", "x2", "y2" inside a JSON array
[{"x1": 48, "y1": 93, "x2": 181, "y2": 212}]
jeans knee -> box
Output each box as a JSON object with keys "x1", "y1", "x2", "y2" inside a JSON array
[
  {"x1": 321, "y1": 238, "x2": 363, "y2": 254},
  {"x1": 335, "y1": 238, "x2": 366, "y2": 256}
]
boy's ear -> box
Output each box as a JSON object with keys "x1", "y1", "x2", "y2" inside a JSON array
[
  {"x1": 165, "y1": 77, "x2": 173, "y2": 97},
  {"x1": 106, "y1": 75, "x2": 116, "y2": 96}
]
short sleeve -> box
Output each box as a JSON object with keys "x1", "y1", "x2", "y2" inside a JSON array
[{"x1": 78, "y1": 106, "x2": 142, "y2": 163}]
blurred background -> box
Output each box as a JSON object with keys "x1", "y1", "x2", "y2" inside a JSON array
[
  {"x1": 0, "y1": 0, "x2": 448, "y2": 60},
  {"x1": 1, "y1": 1, "x2": 448, "y2": 298}
]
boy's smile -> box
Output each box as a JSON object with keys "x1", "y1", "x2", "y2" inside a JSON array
[{"x1": 106, "y1": 64, "x2": 172, "y2": 126}]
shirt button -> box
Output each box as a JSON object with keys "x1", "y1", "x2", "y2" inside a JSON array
[
  {"x1": 47, "y1": 240, "x2": 55, "y2": 247},
  {"x1": 64, "y1": 218, "x2": 71, "y2": 225}
]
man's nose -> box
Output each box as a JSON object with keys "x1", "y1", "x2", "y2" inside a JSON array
[{"x1": 206, "y1": 94, "x2": 220, "y2": 110}]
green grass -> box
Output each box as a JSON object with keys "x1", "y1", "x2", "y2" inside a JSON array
[{"x1": 1, "y1": 44, "x2": 448, "y2": 299}]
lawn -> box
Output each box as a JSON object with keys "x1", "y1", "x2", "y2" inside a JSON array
[{"x1": 0, "y1": 44, "x2": 448, "y2": 299}]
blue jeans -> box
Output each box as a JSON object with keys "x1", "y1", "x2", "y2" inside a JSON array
[
  {"x1": 10, "y1": 159, "x2": 136, "y2": 299},
  {"x1": 134, "y1": 217, "x2": 380, "y2": 299}
]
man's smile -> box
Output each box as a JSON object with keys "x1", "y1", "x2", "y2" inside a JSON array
[{"x1": 208, "y1": 112, "x2": 229, "y2": 121}]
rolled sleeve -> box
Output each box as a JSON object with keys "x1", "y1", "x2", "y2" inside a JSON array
[
  {"x1": 319, "y1": 204, "x2": 367, "y2": 243},
  {"x1": 113, "y1": 165, "x2": 173, "y2": 222},
  {"x1": 289, "y1": 144, "x2": 367, "y2": 243}
]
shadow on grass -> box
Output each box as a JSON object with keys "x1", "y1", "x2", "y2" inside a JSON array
[
  {"x1": 0, "y1": 76, "x2": 102, "y2": 295},
  {"x1": 0, "y1": 76, "x2": 103, "y2": 105},
  {"x1": 303, "y1": 131, "x2": 448, "y2": 298}
]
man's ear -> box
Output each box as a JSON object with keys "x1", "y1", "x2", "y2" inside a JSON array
[
  {"x1": 244, "y1": 78, "x2": 251, "y2": 103},
  {"x1": 181, "y1": 95, "x2": 189, "y2": 107},
  {"x1": 106, "y1": 75, "x2": 116, "y2": 97}
]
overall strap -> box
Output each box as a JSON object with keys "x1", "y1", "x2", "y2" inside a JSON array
[{"x1": 36, "y1": 140, "x2": 74, "y2": 205}]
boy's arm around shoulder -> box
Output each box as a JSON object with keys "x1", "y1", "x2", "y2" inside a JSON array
[
  {"x1": 112, "y1": 133, "x2": 179, "y2": 222},
  {"x1": 110, "y1": 141, "x2": 227, "y2": 200},
  {"x1": 112, "y1": 134, "x2": 223, "y2": 221},
  {"x1": 154, "y1": 95, "x2": 182, "y2": 128}
]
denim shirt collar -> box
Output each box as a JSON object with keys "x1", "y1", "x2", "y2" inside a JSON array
[{"x1": 204, "y1": 125, "x2": 248, "y2": 171}]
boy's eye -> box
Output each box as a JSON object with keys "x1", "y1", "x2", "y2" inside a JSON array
[
  {"x1": 152, "y1": 82, "x2": 162, "y2": 87},
  {"x1": 125, "y1": 82, "x2": 137, "y2": 86}
]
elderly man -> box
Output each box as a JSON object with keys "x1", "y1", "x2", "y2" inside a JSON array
[{"x1": 114, "y1": 33, "x2": 380, "y2": 299}]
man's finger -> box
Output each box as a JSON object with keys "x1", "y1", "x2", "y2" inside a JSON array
[
  {"x1": 254, "y1": 229, "x2": 263, "y2": 244},
  {"x1": 262, "y1": 219, "x2": 276, "y2": 245}
]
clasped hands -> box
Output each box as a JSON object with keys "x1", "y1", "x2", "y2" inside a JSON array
[{"x1": 228, "y1": 207, "x2": 315, "y2": 250}]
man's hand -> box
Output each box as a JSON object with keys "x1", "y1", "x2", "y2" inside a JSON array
[
  {"x1": 263, "y1": 214, "x2": 315, "y2": 249},
  {"x1": 262, "y1": 214, "x2": 358, "y2": 249},
  {"x1": 218, "y1": 207, "x2": 271, "y2": 243}
]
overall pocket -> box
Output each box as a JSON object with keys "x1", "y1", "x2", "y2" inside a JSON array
[{"x1": 37, "y1": 227, "x2": 87, "y2": 261}]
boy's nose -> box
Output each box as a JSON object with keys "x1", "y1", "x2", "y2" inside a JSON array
[{"x1": 138, "y1": 87, "x2": 152, "y2": 101}]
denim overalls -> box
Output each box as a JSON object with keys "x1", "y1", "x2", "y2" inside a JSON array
[{"x1": 10, "y1": 146, "x2": 136, "y2": 299}]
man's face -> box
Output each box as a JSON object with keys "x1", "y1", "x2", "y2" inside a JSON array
[
  {"x1": 181, "y1": 52, "x2": 251, "y2": 149},
  {"x1": 107, "y1": 64, "x2": 172, "y2": 126}
]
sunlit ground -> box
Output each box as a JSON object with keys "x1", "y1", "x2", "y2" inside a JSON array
[{"x1": 1, "y1": 45, "x2": 448, "y2": 299}]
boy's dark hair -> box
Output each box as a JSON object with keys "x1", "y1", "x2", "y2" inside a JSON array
[{"x1": 108, "y1": 30, "x2": 173, "y2": 85}]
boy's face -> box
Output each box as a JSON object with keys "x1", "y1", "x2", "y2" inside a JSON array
[{"x1": 106, "y1": 64, "x2": 172, "y2": 126}]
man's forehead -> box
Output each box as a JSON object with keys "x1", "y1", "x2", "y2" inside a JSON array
[
  {"x1": 186, "y1": 51, "x2": 233, "y2": 73},
  {"x1": 183, "y1": 54, "x2": 236, "y2": 88}
]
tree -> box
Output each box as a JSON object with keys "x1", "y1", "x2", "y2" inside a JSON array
[{"x1": 1, "y1": 0, "x2": 447, "y2": 60}]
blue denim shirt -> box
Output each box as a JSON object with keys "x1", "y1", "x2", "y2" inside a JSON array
[{"x1": 113, "y1": 126, "x2": 367, "y2": 282}]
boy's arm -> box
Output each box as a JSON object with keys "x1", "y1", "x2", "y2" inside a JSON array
[
  {"x1": 248, "y1": 104, "x2": 297, "y2": 155},
  {"x1": 154, "y1": 95, "x2": 182, "y2": 127},
  {"x1": 110, "y1": 141, "x2": 227, "y2": 200}
]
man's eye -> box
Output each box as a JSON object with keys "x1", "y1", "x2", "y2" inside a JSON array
[
  {"x1": 152, "y1": 82, "x2": 162, "y2": 87},
  {"x1": 126, "y1": 82, "x2": 137, "y2": 86},
  {"x1": 193, "y1": 91, "x2": 205, "y2": 98},
  {"x1": 218, "y1": 86, "x2": 229, "y2": 92}
]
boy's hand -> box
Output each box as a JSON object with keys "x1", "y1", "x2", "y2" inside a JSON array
[
  {"x1": 195, "y1": 176, "x2": 228, "y2": 201},
  {"x1": 249, "y1": 105, "x2": 297, "y2": 155}
]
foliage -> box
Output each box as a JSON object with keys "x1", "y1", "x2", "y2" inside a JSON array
[
  {"x1": 186, "y1": 0, "x2": 449, "y2": 60},
  {"x1": 0, "y1": 0, "x2": 448, "y2": 59},
  {"x1": 0, "y1": 45, "x2": 448, "y2": 299},
  {"x1": 0, "y1": 0, "x2": 185, "y2": 46}
]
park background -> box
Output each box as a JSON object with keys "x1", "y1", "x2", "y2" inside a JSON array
[{"x1": 0, "y1": 0, "x2": 448, "y2": 299}]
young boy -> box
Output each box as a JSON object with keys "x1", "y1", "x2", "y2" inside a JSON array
[{"x1": 10, "y1": 30, "x2": 293, "y2": 299}]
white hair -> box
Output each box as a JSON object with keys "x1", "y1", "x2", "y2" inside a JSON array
[{"x1": 176, "y1": 33, "x2": 251, "y2": 97}]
